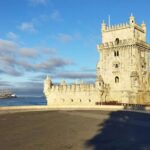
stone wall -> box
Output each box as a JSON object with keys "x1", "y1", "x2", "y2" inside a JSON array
[
  {"x1": 44, "y1": 79, "x2": 150, "y2": 106},
  {"x1": 45, "y1": 83, "x2": 103, "y2": 106}
]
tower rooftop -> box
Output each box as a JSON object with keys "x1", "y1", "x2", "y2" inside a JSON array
[
  {"x1": 101, "y1": 15, "x2": 147, "y2": 43},
  {"x1": 101, "y1": 15, "x2": 145, "y2": 33}
]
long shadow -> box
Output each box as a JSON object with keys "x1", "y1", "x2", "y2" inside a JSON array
[{"x1": 85, "y1": 111, "x2": 150, "y2": 150}]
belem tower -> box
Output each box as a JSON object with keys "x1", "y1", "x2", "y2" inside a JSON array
[{"x1": 44, "y1": 15, "x2": 150, "y2": 106}]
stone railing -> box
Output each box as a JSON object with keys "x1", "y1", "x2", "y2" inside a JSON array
[
  {"x1": 98, "y1": 39, "x2": 135, "y2": 49},
  {"x1": 105, "y1": 22, "x2": 130, "y2": 32}
]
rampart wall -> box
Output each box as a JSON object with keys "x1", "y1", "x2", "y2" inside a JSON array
[{"x1": 45, "y1": 83, "x2": 104, "y2": 106}]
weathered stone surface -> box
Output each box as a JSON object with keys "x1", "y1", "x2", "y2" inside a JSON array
[{"x1": 44, "y1": 15, "x2": 150, "y2": 106}]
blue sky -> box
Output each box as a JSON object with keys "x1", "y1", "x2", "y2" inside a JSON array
[{"x1": 0, "y1": 0, "x2": 150, "y2": 96}]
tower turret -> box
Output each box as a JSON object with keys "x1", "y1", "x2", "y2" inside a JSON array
[
  {"x1": 141, "y1": 21, "x2": 146, "y2": 41},
  {"x1": 129, "y1": 13, "x2": 135, "y2": 26},
  {"x1": 44, "y1": 75, "x2": 52, "y2": 94},
  {"x1": 141, "y1": 21, "x2": 146, "y2": 32},
  {"x1": 97, "y1": 15, "x2": 150, "y2": 103},
  {"x1": 101, "y1": 20, "x2": 106, "y2": 32}
]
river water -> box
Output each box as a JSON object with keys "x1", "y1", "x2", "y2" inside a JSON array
[{"x1": 0, "y1": 97, "x2": 47, "y2": 106}]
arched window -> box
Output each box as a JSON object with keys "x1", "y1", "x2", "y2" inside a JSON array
[
  {"x1": 115, "y1": 38, "x2": 119, "y2": 45},
  {"x1": 114, "y1": 51, "x2": 119, "y2": 57},
  {"x1": 115, "y1": 64, "x2": 119, "y2": 68},
  {"x1": 115, "y1": 76, "x2": 119, "y2": 83},
  {"x1": 117, "y1": 51, "x2": 119, "y2": 56}
]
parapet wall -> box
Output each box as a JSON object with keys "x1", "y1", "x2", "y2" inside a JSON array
[
  {"x1": 45, "y1": 82, "x2": 150, "y2": 106},
  {"x1": 103, "y1": 22, "x2": 144, "y2": 33},
  {"x1": 50, "y1": 83, "x2": 96, "y2": 92},
  {"x1": 105, "y1": 22, "x2": 130, "y2": 32},
  {"x1": 45, "y1": 83, "x2": 105, "y2": 106}
]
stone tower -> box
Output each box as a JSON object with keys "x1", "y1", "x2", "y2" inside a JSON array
[
  {"x1": 44, "y1": 75, "x2": 53, "y2": 96},
  {"x1": 97, "y1": 15, "x2": 150, "y2": 104}
]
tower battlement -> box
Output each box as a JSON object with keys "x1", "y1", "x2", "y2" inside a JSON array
[
  {"x1": 101, "y1": 15, "x2": 146, "y2": 43},
  {"x1": 97, "y1": 39, "x2": 150, "y2": 50},
  {"x1": 102, "y1": 15, "x2": 146, "y2": 33},
  {"x1": 102, "y1": 22, "x2": 145, "y2": 33},
  {"x1": 104, "y1": 22, "x2": 130, "y2": 32}
]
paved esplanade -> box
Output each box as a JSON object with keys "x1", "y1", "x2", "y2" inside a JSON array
[{"x1": 0, "y1": 110, "x2": 150, "y2": 150}]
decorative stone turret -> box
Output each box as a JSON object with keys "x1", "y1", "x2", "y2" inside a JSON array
[
  {"x1": 101, "y1": 20, "x2": 106, "y2": 31},
  {"x1": 129, "y1": 13, "x2": 135, "y2": 26},
  {"x1": 44, "y1": 75, "x2": 52, "y2": 94},
  {"x1": 141, "y1": 21, "x2": 146, "y2": 32}
]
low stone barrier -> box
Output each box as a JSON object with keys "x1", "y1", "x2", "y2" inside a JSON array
[
  {"x1": 0, "y1": 105, "x2": 150, "y2": 114},
  {"x1": 0, "y1": 105, "x2": 124, "y2": 114}
]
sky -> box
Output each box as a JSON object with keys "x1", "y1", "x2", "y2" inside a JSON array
[{"x1": 0, "y1": 0, "x2": 150, "y2": 96}]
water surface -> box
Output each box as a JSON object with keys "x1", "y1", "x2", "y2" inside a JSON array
[{"x1": 0, "y1": 97, "x2": 47, "y2": 106}]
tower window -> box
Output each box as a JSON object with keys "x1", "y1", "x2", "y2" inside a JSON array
[
  {"x1": 115, "y1": 76, "x2": 119, "y2": 83},
  {"x1": 115, "y1": 38, "x2": 119, "y2": 45},
  {"x1": 115, "y1": 64, "x2": 119, "y2": 68},
  {"x1": 117, "y1": 51, "x2": 119, "y2": 56},
  {"x1": 114, "y1": 51, "x2": 119, "y2": 57}
]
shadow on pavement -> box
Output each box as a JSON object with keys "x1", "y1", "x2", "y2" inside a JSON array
[{"x1": 85, "y1": 111, "x2": 150, "y2": 150}]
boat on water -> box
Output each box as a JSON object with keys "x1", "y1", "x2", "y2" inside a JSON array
[
  {"x1": 0, "y1": 90, "x2": 17, "y2": 99},
  {"x1": 11, "y1": 94, "x2": 17, "y2": 98}
]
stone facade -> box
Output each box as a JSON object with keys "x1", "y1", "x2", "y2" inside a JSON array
[
  {"x1": 44, "y1": 15, "x2": 150, "y2": 106},
  {"x1": 44, "y1": 77, "x2": 102, "y2": 106}
]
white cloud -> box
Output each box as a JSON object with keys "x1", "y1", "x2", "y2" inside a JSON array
[
  {"x1": 6, "y1": 32, "x2": 18, "y2": 40},
  {"x1": 19, "y1": 22, "x2": 36, "y2": 32},
  {"x1": 0, "y1": 39, "x2": 74, "y2": 76},
  {"x1": 28, "y1": 0, "x2": 48, "y2": 5},
  {"x1": 50, "y1": 10, "x2": 62, "y2": 21},
  {"x1": 43, "y1": 47, "x2": 56, "y2": 53},
  {"x1": 0, "y1": 39, "x2": 18, "y2": 53},
  {"x1": 20, "y1": 48, "x2": 38, "y2": 57},
  {"x1": 55, "y1": 33, "x2": 73, "y2": 43},
  {"x1": 54, "y1": 32, "x2": 81, "y2": 43}
]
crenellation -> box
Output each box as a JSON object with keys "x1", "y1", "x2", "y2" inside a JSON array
[
  {"x1": 49, "y1": 82, "x2": 100, "y2": 93},
  {"x1": 104, "y1": 22, "x2": 130, "y2": 32},
  {"x1": 44, "y1": 15, "x2": 150, "y2": 106}
]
